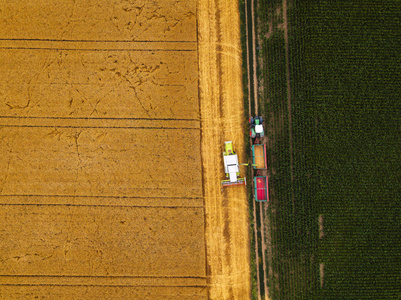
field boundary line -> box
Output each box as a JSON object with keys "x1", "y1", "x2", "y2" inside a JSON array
[
  {"x1": 0, "y1": 204, "x2": 204, "y2": 208},
  {"x1": 0, "y1": 275, "x2": 206, "y2": 278},
  {"x1": 0, "y1": 38, "x2": 197, "y2": 43},
  {"x1": 0, "y1": 39, "x2": 197, "y2": 51},
  {"x1": 0, "y1": 194, "x2": 204, "y2": 208},
  {"x1": 0, "y1": 194, "x2": 202, "y2": 199},
  {"x1": 0, "y1": 274, "x2": 208, "y2": 288},
  {"x1": 0, "y1": 48, "x2": 196, "y2": 52},
  {"x1": 0, "y1": 125, "x2": 200, "y2": 130},
  {"x1": 0, "y1": 116, "x2": 200, "y2": 121},
  {"x1": 0, "y1": 118, "x2": 201, "y2": 130},
  {"x1": 0, "y1": 284, "x2": 207, "y2": 288}
]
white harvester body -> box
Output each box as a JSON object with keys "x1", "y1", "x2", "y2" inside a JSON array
[{"x1": 224, "y1": 154, "x2": 239, "y2": 182}]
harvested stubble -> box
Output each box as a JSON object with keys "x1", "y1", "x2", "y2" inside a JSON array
[
  {"x1": 0, "y1": 0, "x2": 196, "y2": 41},
  {"x1": 0, "y1": 49, "x2": 198, "y2": 119},
  {"x1": 0, "y1": 127, "x2": 202, "y2": 198},
  {"x1": 0, "y1": 0, "x2": 208, "y2": 298},
  {"x1": 0, "y1": 286, "x2": 207, "y2": 300},
  {"x1": 0, "y1": 205, "x2": 205, "y2": 277}
]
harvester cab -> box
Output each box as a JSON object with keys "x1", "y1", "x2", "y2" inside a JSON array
[
  {"x1": 249, "y1": 116, "x2": 264, "y2": 139},
  {"x1": 221, "y1": 141, "x2": 246, "y2": 188}
]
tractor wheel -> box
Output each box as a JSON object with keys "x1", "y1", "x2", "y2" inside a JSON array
[
  {"x1": 249, "y1": 117, "x2": 254, "y2": 124},
  {"x1": 250, "y1": 128, "x2": 256, "y2": 138},
  {"x1": 259, "y1": 116, "x2": 263, "y2": 124}
]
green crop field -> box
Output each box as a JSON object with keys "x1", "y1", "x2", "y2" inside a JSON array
[
  {"x1": 257, "y1": 0, "x2": 320, "y2": 298},
  {"x1": 256, "y1": 0, "x2": 400, "y2": 299}
]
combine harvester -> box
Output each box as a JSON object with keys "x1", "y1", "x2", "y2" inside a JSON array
[{"x1": 221, "y1": 141, "x2": 246, "y2": 188}]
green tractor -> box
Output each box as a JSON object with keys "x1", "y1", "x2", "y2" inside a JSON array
[{"x1": 249, "y1": 116, "x2": 264, "y2": 139}]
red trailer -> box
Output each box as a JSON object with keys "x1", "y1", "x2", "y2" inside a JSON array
[{"x1": 254, "y1": 176, "x2": 269, "y2": 202}]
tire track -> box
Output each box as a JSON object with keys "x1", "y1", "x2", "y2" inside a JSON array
[{"x1": 245, "y1": 0, "x2": 271, "y2": 298}]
